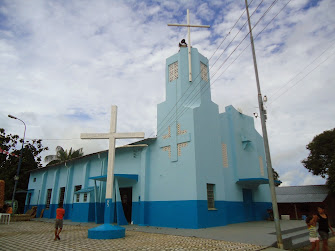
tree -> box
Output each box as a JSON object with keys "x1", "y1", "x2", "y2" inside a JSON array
[
  {"x1": 302, "y1": 128, "x2": 335, "y2": 193},
  {"x1": 44, "y1": 146, "x2": 83, "y2": 166},
  {"x1": 0, "y1": 128, "x2": 48, "y2": 212}
]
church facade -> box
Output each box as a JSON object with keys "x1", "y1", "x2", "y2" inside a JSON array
[{"x1": 25, "y1": 47, "x2": 272, "y2": 228}]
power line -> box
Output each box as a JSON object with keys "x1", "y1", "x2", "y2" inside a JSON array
[
  {"x1": 25, "y1": 1, "x2": 290, "y2": 143},
  {"x1": 153, "y1": 0, "x2": 266, "y2": 138},
  {"x1": 152, "y1": 0, "x2": 261, "y2": 139},
  {"x1": 211, "y1": 0, "x2": 280, "y2": 81},
  {"x1": 156, "y1": 0, "x2": 279, "y2": 137},
  {"x1": 210, "y1": 0, "x2": 263, "y2": 67},
  {"x1": 212, "y1": 0, "x2": 290, "y2": 83},
  {"x1": 266, "y1": 39, "x2": 335, "y2": 99},
  {"x1": 38, "y1": 1, "x2": 264, "y2": 143},
  {"x1": 208, "y1": 0, "x2": 255, "y2": 61},
  {"x1": 268, "y1": 50, "x2": 335, "y2": 105},
  {"x1": 155, "y1": 0, "x2": 284, "y2": 138}
]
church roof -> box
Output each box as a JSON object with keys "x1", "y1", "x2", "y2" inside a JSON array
[
  {"x1": 275, "y1": 185, "x2": 329, "y2": 203},
  {"x1": 30, "y1": 137, "x2": 157, "y2": 172}
]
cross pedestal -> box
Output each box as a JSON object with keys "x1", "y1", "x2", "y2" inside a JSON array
[{"x1": 81, "y1": 105, "x2": 144, "y2": 239}]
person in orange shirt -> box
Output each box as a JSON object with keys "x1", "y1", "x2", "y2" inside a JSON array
[
  {"x1": 54, "y1": 203, "x2": 65, "y2": 240},
  {"x1": 6, "y1": 204, "x2": 13, "y2": 214}
]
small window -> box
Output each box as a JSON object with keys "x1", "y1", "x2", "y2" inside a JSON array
[
  {"x1": 169, "y1": 61, "x2": 178, "y2": 82},
  {"x1": 59, "y1": 187, "x2": 65, "y2": 204},
  {"x1": 46, "y1": 189, "x2": 52, "y2": 209},
  {"x1": 84, "y1": 193, "x2": 87, "y2": 202},
  {"x1": 33, "y1": 178, "x2": 36, "y2": 182},
  {"x1": 222, "y1": 143, "x2": 228, "y2": 168},
  {"x1": 207, "y1": 184, "x2": 215, "y2": 209},
  {"x1": 74, "y1": 185, "x2": 82, "y2": 203},
  {"x1": 200, "y1": 62, "x2": 208, "y2": 82},
  {"x1": 259, "y1": 156, "x2": 264, "y2": 176}
]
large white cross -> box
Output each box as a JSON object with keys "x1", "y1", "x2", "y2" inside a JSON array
[
  {"x1": 81, "y1": 106, "x2": 144, "y2": 199},
  {"x1": 168, "y1": 9, "x2": 210, "y2": 82}
]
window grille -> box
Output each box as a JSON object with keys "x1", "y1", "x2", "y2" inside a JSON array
[
  {"x1": 84, "y1": 193, "x2": 88, "y2": 202},
  {"x1": 177, "y1": 124, "x2": 187, "y2": 135},
  {"x1": 207, "y1": 183, "x2": 215, "y2": 209},
  {"x1": 162, "y1": 146, "x2": 171, "y2": 158},
  {"x1": 46, "y1": 189, "x2": 52, "y2": 209},
  {"x1": 59, "y1": 187, "x2": 65, "y2": 204},
  {"x1": 177, "y1": 142, "x2": 188, "y2": 156},
  {"x1": 201, "y1": 62, "x2": 208, "y2": 82},
  {"x1": 259, "y1": 156, "x2": 265, "y2": 176},
  {"x1": 222, "y1": 143, "x2": 228, "y2": 168},
  {"x1": 169, "y1": 61, "x2": 178, "y2": 82},
  {"x1": 74, "y1": 185, "x2": 82, "y2": 203},
  {"x1": 162, "y1": 126, "x2": 171, "y2": 139}
]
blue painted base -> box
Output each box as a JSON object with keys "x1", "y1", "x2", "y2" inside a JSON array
[
  {"x1": 28, "y1": 200, "x2": 271, "y2": 229},
  {"x1": 88, "y1": 224, "x2": 125, "y2": 239}
]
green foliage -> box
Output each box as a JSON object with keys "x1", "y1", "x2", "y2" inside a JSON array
[
  {"x1": 302, "y1": 128, "x2": 335, "y2": 193},
  {"x1": 0, "y1": 128, "x2": 49, "y2": 207},
  {"x1": 44, "y1": 146, "x2": 83, "y2": 166}
]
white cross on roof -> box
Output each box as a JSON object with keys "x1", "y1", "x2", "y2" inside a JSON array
[{"x1": 168, "y1": 9, "x2": 210, "y2": 82}]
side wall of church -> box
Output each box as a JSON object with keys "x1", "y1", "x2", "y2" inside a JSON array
[
  {"x1": 27, "y1": 148, "x2": 146, "y2": 224},
  {"x1": 26, "y1": 153, "x2": 109, "y2": 222},
  {"x1": 219, "y1": 106, "x2": 272, "y2": 223}
]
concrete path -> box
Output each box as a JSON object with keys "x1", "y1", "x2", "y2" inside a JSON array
[
  {"x1": 125, "y1": 220, "x2": 306, "y2": 247},
  {"x1": 32, "y1": 218, "x2": 306, "y2": 247},
  {"x1": 28, "y1": 218, "x2": 308, "y2": 249},
  {"x1": 0, "y1": 221, "x2": 267, "y2": 250}
]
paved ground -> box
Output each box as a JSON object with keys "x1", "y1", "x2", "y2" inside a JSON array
[
  {"x1": 125, "y1": 220, "x2": 307, "y2": 247},
  {"x1": 29, "y1": 218, "x2": 307, "y2": 247},
  {"x1": 0, "y1": 221, "x2": 267, "y2": 251},
  {"x1": 292, "y1": 236, "x2": 335, "y2": 251}
]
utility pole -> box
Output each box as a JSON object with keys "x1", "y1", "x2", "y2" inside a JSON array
[{"x1": 244, "y1": 0, "x2": 283, "y2": 249}]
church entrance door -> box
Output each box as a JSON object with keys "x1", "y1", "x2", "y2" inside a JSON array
[
  {"x1": 120, "y1": 187, "x2": 132, "y2": 223},
  {"x1": 242, "y1": 189, "x2": 254, "y2": 221}
]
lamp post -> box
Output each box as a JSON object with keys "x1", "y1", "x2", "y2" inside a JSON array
[{"x1": 8, "y1": 114, "x2": 26, "y2": 212}]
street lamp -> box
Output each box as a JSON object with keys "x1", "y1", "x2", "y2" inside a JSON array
[{"x1": 8, "y1": 114, "x2": 26, "y2": 213}]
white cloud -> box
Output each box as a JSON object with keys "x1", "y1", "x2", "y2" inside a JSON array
[{"x1": 0, "y1": 0, "x2": 334, "y2": 186}]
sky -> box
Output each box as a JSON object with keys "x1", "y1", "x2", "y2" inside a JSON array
[{"x1": 1, "y1": 0, "x2": 334, "y2": 187}]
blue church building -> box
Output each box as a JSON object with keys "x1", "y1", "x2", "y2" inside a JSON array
[{"x1": 25, "y1": 46, "x2": 272, "y2": 229}]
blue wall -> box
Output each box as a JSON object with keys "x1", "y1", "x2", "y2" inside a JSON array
[
  {"x1": 26, "y1": 46, "x2": 272, "y2": 229},
  {"x1": 72, "y1": 203, "x2": 96, "y2": 222},
  {"x1": 135, "y1": 200, "x2": 272, "y2": 229}
]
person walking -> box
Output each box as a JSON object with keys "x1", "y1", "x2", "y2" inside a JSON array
[
  {"x1": 54, "y1": 203, "x2": 65, "y2": 240},
  {"x1": 317, "y1": 205, "x2": 335, "y2": 251}
]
